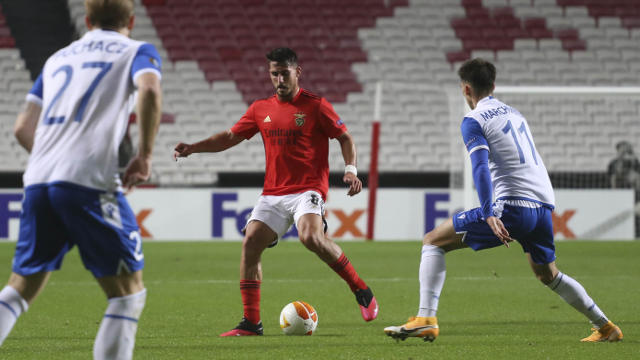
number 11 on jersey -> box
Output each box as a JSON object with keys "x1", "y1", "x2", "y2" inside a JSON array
[{"x1": 502, "y1": 119, "x2": 538, "y2": 165}]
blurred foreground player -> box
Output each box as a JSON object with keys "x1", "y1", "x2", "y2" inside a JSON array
[
  {"x1": 174, "y1": 47, "x2": 378, "y2": 336},
  {"x1": 384, "y1": 58, "x2": 622, "y2": 343},
  {"x1": 0, "y1": 0, "x2": 162, "y2": 358}
]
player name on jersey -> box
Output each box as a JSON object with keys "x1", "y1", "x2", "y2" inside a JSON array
[
  {"x1": 52, "y1": 40, "x2": 129, "y2": 59},
  {"x1": 478, "y1": 105, "x2": 521, "y2": 121}
]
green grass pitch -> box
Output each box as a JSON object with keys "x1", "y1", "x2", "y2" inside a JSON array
[{"x1": 0, "y1": 240, "x2": 638, "y2": 359}]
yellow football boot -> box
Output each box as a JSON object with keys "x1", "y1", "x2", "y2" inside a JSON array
[
  {"x1": 384, "y1": 316, "x2": 439, "y2": 342},
  {"x1": 581, "y1": 321, "x2": 623, "y2": 342}
]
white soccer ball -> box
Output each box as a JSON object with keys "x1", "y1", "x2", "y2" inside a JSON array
[{"x1": 279, "y1": 301, "x2": 318, "y2": 335}]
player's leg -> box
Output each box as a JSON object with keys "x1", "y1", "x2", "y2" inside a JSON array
[
  {"x1": 222, "y1": 195, "x2": 291, "y2": 336},
  {"x1": 219, "y1": 220, "x2": 276, "y2": 336},
  {"x1": 0, "y1": 272, "x2": 49, "y2": 346},
  {"x1": 48, "y1": 184, "x2": 147, "y2": 359},
  {"x1": 297, "y1": 213, "x2": 378, "y2": 321},
  {"x1": 93, "y1": 271, "x2": 146, "y2": 360},
  {"x1": 294, "y1": 191, "x2": 378, "y2": 321},
  {"x1": 240, "y1": 220, "x2": 279, "y2": 281},
  {"x1": 297, "y1": 213, "x2": 341, "y2": 262},
  {"x1": 419, "y1": 220, "x2": 467, "y2": 314},
  {"x1": 522, "y1": 205, "x2": 622, "y2": 342},
  {"x1": 528, "y1": 257, "x2": 623, "y2": 342},
  {"x1": 1, "y1": 185, "x2": 69, "y2": 347},
  {"x1": 384, "y1": 218, "x2": 467, "y2": 341},
  {"x1": 385, "y1": 204, "x2": 514, "y2": 341},
  {"x1": 6, "y1": 272, "x2": 50, "y2": 304}
]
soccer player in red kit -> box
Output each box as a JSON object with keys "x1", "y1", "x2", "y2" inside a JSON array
[{"x1": 173, "y1": 47, "x2": 378, "y2": 336}]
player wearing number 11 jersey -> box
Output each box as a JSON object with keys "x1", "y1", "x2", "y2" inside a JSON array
[
  {"x1": 384, "y1": 58, "x2": 622, "y2": 343},
  {"x1": 0, "y1": 1, "x2": 162, "y2": 358}
]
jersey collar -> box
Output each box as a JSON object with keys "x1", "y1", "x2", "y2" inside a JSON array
[
  {"x1": 477, "y1": 95, "x2": 494, "y2": 106},
  {"x1": 84, "y1": 28, "x2": 127, "y2": 40}
]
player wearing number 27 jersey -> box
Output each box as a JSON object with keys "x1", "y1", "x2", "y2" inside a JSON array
[
  {"x1": 384, "y1": 58, "x2": 622, "y2": 343},
  {"x1": 24, "y1": 29, "x2": 160, "y2": 191},
  {"x1": 0, "y1": 1, "x2": 162, "y2": 358}
]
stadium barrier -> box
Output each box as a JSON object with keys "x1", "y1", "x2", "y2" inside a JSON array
[{"x1": 0, "y1": 188, "x2": 633, "y2": 241}]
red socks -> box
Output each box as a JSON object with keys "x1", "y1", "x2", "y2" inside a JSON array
[
  {"x1": 240, "y1": 279, "x2": 261, "y2": 324},
  {"x1": 329, "y1": 253, "x2": 367, "y2": 293},
  {"x1": 241, "y1": 254, "x2": 364, "y2": 324}
]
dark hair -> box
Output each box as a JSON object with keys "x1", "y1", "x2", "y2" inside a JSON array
[
  {"x1": 266, "y1": 47, "x2": 298, "y2": 66},
  {"x1": 85, "y1": 0, "x2": 134, "y2": 30},
  {"x1": 616, "y1": 141, "x2": 633, "y2": 154},
  {"x1": 457, "y1": 58, "x2": 496, "y2": 97}
]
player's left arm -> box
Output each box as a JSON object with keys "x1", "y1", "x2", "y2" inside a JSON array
[
  {"x1": 336, "y1": 131, "x2": 362, "y2": 196},
  {"x1": 462, "y1": 117, "x2": 512, "y2": 246},
  {"x1": 470, "y1": 149, "x2": 512, "y2": 246},
  {"x1": 318, "y1": 97, "x2": 362, "y2": 196}
]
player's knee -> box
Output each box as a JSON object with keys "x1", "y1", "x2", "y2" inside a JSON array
[
  {"x1": 299, "y1": 232, "x2": 323, "y2": 252},
  {"x1": 422, "y1": 231, "x2": 438, "y2": 246},
  {"x1": 535, "y1": 272, "x2": 555, "y2": 285},
  {"x1": 8, "y1": 272, "x2": 48, "y2": 304},
  {"x1": 242, "y1": 232, "x2": 270, "y2": 255}
]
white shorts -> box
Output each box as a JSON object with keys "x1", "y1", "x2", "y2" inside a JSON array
[{"x1": 246, "y1": 191, "x2": 325, "y2": 238}]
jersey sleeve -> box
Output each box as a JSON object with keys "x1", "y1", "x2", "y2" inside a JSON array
[
  {"x1": 470, "y1": 148, "x2": 493, "y2": 219},
  {"x1": 131, "y1": 43, "x2": 162, "y2": 85},
  {"x1": 230, "y1": 102, "x2": 259, "y2": 140},
  {"x1": 461, "y1": 117, "x2": 489, "y2": 155},
  {"x1": 462, "y1": 116, "x2": 493, "y2": 219},
  {"x1": 317, "y1": 98, "x2": 347, "y2": 139},
  {"x1": 25, "y1": 73, "x2": 43, "y2": 106}
]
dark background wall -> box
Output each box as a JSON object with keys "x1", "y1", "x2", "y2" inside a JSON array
[{"x1": 0, "y1": 0, "x2": 76, "y2": 79}]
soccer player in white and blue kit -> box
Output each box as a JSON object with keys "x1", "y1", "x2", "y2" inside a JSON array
[
  {"x1": 0, "y1": 0, "x2": 162, "y2": 358},
  {"x1": 385, "y1": 58, "x2": 622, "y2": 343}
]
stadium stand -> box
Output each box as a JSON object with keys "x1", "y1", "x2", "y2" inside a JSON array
[
  {"x1": 1, "y1": 0, "x2": 639, "y2": 184},
  {"x1": 0, "y1": 2, "x2": 38, "y2": 172}
]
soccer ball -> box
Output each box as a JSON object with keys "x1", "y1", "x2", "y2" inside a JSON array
[{"x1": 279, "y1": 301, "x2": 318, "y2": 335}]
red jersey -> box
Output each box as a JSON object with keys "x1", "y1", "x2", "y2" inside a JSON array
[{"x1": 230, "y1": 89, "x2": 347, "y2": 199}]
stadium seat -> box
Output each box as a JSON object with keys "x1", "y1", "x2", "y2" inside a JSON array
[{"x1": 14, "y1": 0, "x2": 628, "y2": 182}]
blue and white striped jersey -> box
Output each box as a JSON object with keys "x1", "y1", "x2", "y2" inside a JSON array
[
  {"x1": 24, "y1": 29, "x2": 161, "y2": 191},
  {"x1": 461, "y1": 96, "x2": 555, "y2": 209}
]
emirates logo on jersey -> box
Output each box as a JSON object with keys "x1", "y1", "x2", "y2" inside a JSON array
[{"x1": 294, "y1": 112, "x2": 306, "y2": 127}]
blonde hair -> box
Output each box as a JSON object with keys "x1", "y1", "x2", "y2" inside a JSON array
[{"x1": 85, "y1": 0, "x2": 134, "y2": 30}]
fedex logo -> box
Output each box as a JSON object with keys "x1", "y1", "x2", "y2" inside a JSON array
[
  {"x1": 424, "y1": 193, "x2": 457, "y2": 233},
  {"x1": 552, "y1": 210, "x2": 576, "y2": 238},
  {"x1": 0, "y1": 194, "x2": 22, "y2": 238},
  {"x1": 212, "y1": 193, "x2": 298, "y2": 238},
  {"x1": 211, "y1": 193, "x2": 366, "y2": 239},
  {"x1": 423, "y1": 193, "x2": 577, "y2": 238}
]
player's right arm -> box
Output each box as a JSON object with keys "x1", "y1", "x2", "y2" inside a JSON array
[
  {"x1": 14, "y1": 102, "x2": 41, "y2": 153},
  {"x1": 173, "y1": 130, "x2": 245, "y2": 159},
  {"x1": 14, "y1": 73, "x2": 44, "y2": 153},
  {"x1": 123, "y1": 44, "x2": 163, "y2": 189},
  {"x1": 174, "y1": 102, "x2": 257, "y2": 160},
  {"x1": 123, "y1": 72, "x2": 162, "y2": 188}
]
